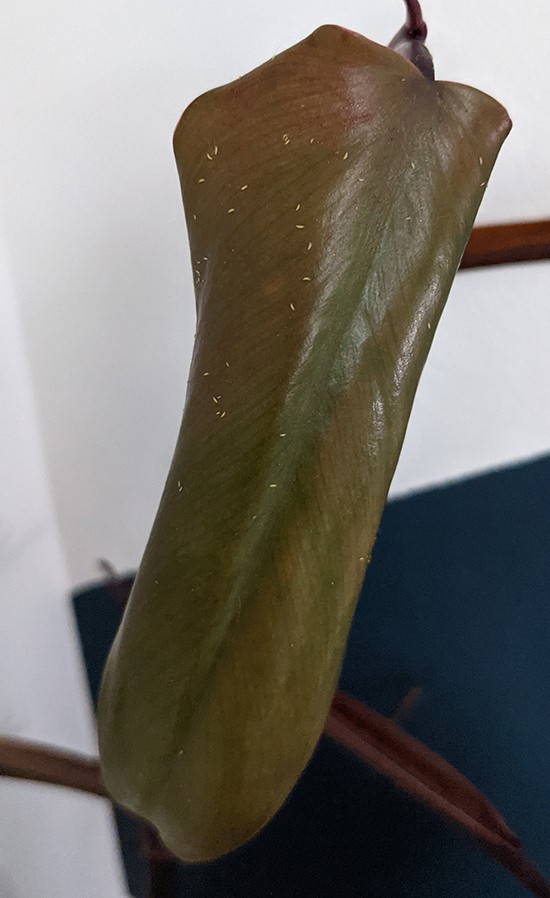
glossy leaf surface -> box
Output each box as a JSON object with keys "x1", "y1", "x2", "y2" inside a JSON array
[{"x1": 98, "y1": 25, "x2": 510, "y2": 861}]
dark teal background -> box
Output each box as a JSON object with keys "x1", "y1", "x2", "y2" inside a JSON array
[{"x1": 74, "y1": 453, "x2": 550, "y2": 896}]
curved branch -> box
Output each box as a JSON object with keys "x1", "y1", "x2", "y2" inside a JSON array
[
  {"x1": 389, "y1": 0, "x2": 434, "y2": 80},
  {"x1": 404, "y1": 0, "x2": 428, "y2": 40}
]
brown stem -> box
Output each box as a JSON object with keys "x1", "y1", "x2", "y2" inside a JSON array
[
  {"x1": 0, "y1": 736, "x2": 176, "y2": 898},
  {"x1": 326, "y1": 691, "x2": 550, "y2": 898},
  {"x1": 389, "y1": 0, "x2": 434, "y2": 79},
  {"x1": 462, "y1": 219, "x2": 550, "y2": 269},
  {"x1": 0, "y1": 736, "x2": 106, "y2": 797},
  {"x1": 404, "y1": 0, "x2": 428, "y2": 40}
]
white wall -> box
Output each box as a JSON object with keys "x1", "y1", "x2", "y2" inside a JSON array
[
  {"x1": 0, "y1": 225, "x2": 127, "y2": 897},
  {"x1": 0, "y1": 2, "x2": 549, "y2": 894},
  {"x1": 391, "y1": 260, "x2": 550, "y2": 497}
]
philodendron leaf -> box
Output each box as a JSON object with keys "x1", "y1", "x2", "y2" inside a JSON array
[{"x1": 98, "y1": 25, "x2": 510, "y2": 862}]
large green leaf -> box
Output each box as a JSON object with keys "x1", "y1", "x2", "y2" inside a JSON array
[{"x1": 98, "y1": 25, "x2": 510, "y2": 861}]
